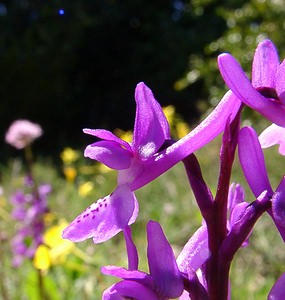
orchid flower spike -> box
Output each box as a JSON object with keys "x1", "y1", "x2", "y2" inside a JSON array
[
  {"x1": 238, "y1": 126, "x2": 285, "y2": 241},
  {"x1": 63, "y1": 82, "x2": 241, "y2": 244},
  {"x1": 218, "y1": 39, "x2": 285, "y2": 127},
  {"x1": 101, "y1": 221, "x2": 184, "y2": 299}
]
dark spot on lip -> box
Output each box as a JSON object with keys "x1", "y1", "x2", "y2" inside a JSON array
[{"x1": 257, "y1": 87, "x2": 279, "y2": 100}]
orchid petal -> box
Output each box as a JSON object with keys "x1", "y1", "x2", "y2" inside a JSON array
[
  {"x1": 238, "y1": 126, "x2": 273, "y2": 197},
  {"x1": 101, "y1": 266, "x2": 150, "y2": 282},
  {"x1": 177, "y1": 225, "x2": 209, "y2": 273},
  {"x1": 147, "y1": 220, "x2": 184, "y2": 298},
  {"x1": 259, "y1": 123, "x2": 285, "y2": 155},
  {"x1": 272, "y1": 177, "x2": 285, "y2": 228},
  {"x1": 230, "y1": 202, "x2": 248, "y2": 228},
  {"x1": 228, "y1": 183, "x2": 245, "y2": 212},
  {"x1": 230, "y1": 202, "x2": 250, "y2": 247},
  {"x1": 123, "y1": 226, "x2": 139, "y2": 270},
  {"x1": 218, "y1": 53, "x2": 285, "y2": 127},
  {"x1": 131, "y1": 91, "x2": 241, "y2": 190},
  {"x1": 268, "y1": 272, "x2": 285, "y2": 300},
  {"x1": 103, "y1": 281, "x2": 158, "y2": 300},
  {"x1": 84, "y1": 141, "x2": 132, "y2": 170},
  {"x1": 83, "y1": 128, "x2": 131, "y2": 151},
  {"x1": 62, "y1": 185, "x2": 138, "y2": 243},
  {"x1": 276, "y1": 59, "x2": 285, "y2": 105},
  {"x1": 133, "y1": 82, "x2": 170, "y2": 158},
  {"x1": 252, "y1": 39, "x2": 279, "y2": 89}
]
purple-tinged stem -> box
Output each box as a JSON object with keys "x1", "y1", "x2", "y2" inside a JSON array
[{"x1": 206, "y1": 112, "x2": 240, "y2": 300}]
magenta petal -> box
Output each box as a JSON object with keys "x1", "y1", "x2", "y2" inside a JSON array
[
  {"x1": 177, "y1": 225, "x2": 209, "y2": 273},
  {"x1": 276, "y1": 59, "x2": 285, "y2": 104},
  {"x1": 84, "y1": 141, "x2": 132, "y2": 170},
  {"x1": 133, "y1": 82, "x2": 170, "y2": 158},
  {"x1": 272, "y1": 177, "x2": 285, "y2": 228},
  {"x1": 259, "y1": 123, "x2": 285, "y2": 155},
  {"x1": 230, "y1": 202, "x2": 248, "y2": 227},
  {"x1": 218, "y1": 53, "x2": 285, "y2": 127},
  {"x1": 103, "y1": 281, "x2": 158, "y2": 300},
  {"x1": 62, "y1": 185, "x2": 138, "y2": 243},
  {"x1": 238, "y1": 126, "x2": 273, "y2": 197},
  {"x1": 123, "y1": 227, "x2": 139, "y2": 270},
  {"x1": 268, "y1": 272, "x2": 285, "y2": 300},
  {"x1": 230, "y1": 202, "x2": 251, "y2": 247},
  {"x1": 228, "y1": 183, "x2": 245, "y2": 212},
  {"x1": 83, "y1": 128, "x2": 131, "y2": 151},
  {"x1": 147, "y1": 221, "x2": 184, "y2": 298},
  {"x1": 252, "y1": 39, "x2": 279, "y2": 89},
  {"x1": 102, "y1": 266, "x2": 149, "y2": 281}
]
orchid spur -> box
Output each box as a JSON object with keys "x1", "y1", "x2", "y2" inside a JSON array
[
  {"x1": 218, "y1": 39, "x2": 285, "y2": 127},
  {"x1": 101, "y1": 221, "x2": 184, "y2": 300},
  {"x1": 63, "y1": 82, "x2": 241, "y2": 244}
]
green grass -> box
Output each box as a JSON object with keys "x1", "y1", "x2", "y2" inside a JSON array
[{"x1": 1, "y1": 131, "x2": 285, "y2": 299}]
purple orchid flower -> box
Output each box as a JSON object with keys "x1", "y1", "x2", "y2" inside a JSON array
[
  {"x1": 238, "y1": 126, "x2": 285, "y2": 241},
  {"x1": 101, "y1": 221, "x2": 184, "y2": 299},
  {"x1": 218, "y1": 39, "x2": 285, "y2": 127},
  {"x1": 63, "y1": 82, "x2": 241, "y2": 244}
]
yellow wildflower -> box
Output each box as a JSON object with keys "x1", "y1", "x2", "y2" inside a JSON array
[
  {"x1": 34, "y1": 220, "x2": 74, "y2": 271},
  {"x1": 60, "y1": 147, "x2": 80, "y2": 165},
  {"x1": 63, "y1": 166, "x2": 77, "y2": 183},
  {"x1": 78, "y1": 181, "x2": 94, "y2": 197}
]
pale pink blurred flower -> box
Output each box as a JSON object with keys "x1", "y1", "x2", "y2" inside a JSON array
[{"x1": 5, "y1": 119, "x2": 43, "y2": 149}]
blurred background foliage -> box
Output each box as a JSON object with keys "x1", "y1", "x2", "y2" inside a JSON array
[{"x1": 1, "y1": 0, "x2": 285, "y2": 159}]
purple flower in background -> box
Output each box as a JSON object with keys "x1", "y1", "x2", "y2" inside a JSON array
[
  {"x1": 238, "y1": 126, "x2": 285, "y2": 241},
  {"x1": 101, "y1": 221, "x2": 184, "y2": 299},
  {"x1": 11, "y1": 182, "x2": 51, "y2": 267},
  {"x1": 63, "y1": 82, "x2": 241, "y2": 244},
  {"x1": 218, "y1": 39, "x2": 285, "y2": 127},
  {"x1": 5, "y1": 119, "x2": 43, "y2": 149}
]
